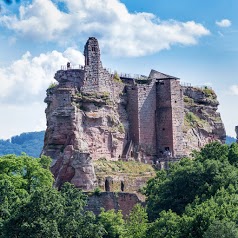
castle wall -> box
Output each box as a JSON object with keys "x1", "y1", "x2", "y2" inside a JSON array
[
  {"x1": 156, "y1": 79, "x2": 184, "y2": 158},
  {"x1": 54, "y1": 69, "x2": 84, "y2": 89},
  {"x1": 85, "y1": 192, "x2": 142, "y2": 217},
  {"x1": 137, "y1": 81, "x2": 157, "y2": 157},
  {"x1": 156, "y1": 80, "x2": 174, "y2": 156},
  {"x1": 127, "y1": 86, "x2": 139, "y2": 145},
  {"x1": 171, "y1": 80, "x2": 184, "y2": 157}
]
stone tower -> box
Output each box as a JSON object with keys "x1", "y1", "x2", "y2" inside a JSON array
[
  {"x1": 149, "y1": 70, "x2": 184, "y2": 158},
  {"x1": 83, "y1": 37, "x2": 111, "y2": 92}
]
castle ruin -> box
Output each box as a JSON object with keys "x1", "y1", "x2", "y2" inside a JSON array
[{"x1": 42, "y1": 37, "x2": 226, "y2": 192}]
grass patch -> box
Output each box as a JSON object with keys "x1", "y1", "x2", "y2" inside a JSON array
[
  {"x1": 113, "y1": 72, "x2": 122, "y2": 83},
  {"x1": 48, "y1": 82, "x2": 58, "y2": 89},
  {"x1": 183, "y1": 96, "x2": 194, "y2": 104},
  {"x1": 185, "y1": 112, "x2": 207, "y2": 128},
  {"x1": 94, "y1": 160, "x2": 155, "y2": 176}
]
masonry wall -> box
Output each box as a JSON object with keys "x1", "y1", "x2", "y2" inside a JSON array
[
  {"x1": 85, "y1": 192, "x2": 142, "y2": 217},
  {"x1": 156, "y1": 80, "x2": 174, "y2": 156},
  {"x1": 137, "y1": 81, "x2": 157, "y2": 156},
  {"x1": 54, "y1": 69, "x2": 84, "y2": 89},
  {"x1": 83, "y1": 37, "x2": 111, "y2": 93},
  {"x1": 127, "y1": 86, "x2": 139, "y2": 145},
  {"x1": 171, "y1": 80, "x2": 184, "y2": 157}
]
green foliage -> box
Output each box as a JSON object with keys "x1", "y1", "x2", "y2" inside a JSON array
[
  {"x1": 98, "y1": 209, "x2": 125, "y2": 238},
  {"x1": 147, "y1": 210, "x2": 183, "y2": 238},
  {"x1": 202, "y1": 86, "x2": 217, "y2": 99},
  {"x1": 0, "y1": 154, "x2": 53, "y2": 236},
  {"x1": 228, "y1": 142, "x2": 238, "y2": 165},
  {"x1": 196, "y1": 141, "x2": 229, "y2": 162},
  {"x1": 94, "y1": 187, "x2": 102, "y2": 195},
  {"x1": 118, "y1": 123, "x2": 125, "y2": 134},
  {"x1": 1, "y1": 183, "x2": 105, "y2": 238},
  {"x1": 0, "y1": 154, "x2": 53, "y2": 193},
  {"x1": 48, "y1": 82, "x2": 58, "y2": 89},
  {"x1": 124, "y1": 204, "x2": 148, "y2": 238},
  {"x1": 183, "y1": 96, "x2": 194, "y2": 104},
  {"x1": 145, "y1": 141, "x2": 238, "y2": 238},
  {"x1": 94, "y1": 160, "x2": 155, "y2": 176},
  {"x1": 146, "y1": 142, "x2": 238, "y2": 219},
  {"x1": 185, "y1": 112, "x2": 205, "y2": 127},
  {"x1": 113, "y1": 72, "x2": 122, "y2": 83},
  {"x1": 203, "y1": 220, "x2": 238, "y2": 238}
]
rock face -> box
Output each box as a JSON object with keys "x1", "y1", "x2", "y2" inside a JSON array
[
  {"x1": 42, "y1": 37, "x2": 226, "y2": 191},
  {"x1": 183, "y1": 86, "x2": 226, "y2": 155}
]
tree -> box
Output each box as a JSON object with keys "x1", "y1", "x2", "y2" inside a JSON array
[
  {"x1": 228, "y1": 143, "x2": 238, "y2": 166},
  {"x1": 147, "y1": 210, "x2": 183, "y2": 238},
  {"x1": 124, "y1": 204, "x2": 148, "y2": 238},
  {"x1": 59, "y1": 183, "x2": 105, "y2": 238},
  {"x1": 2, "y1": 183, "x2": 105, "y2": 238},
  {"x1": 145, "y1": 142, "x2": 238, "y2": 220},
  {"x1": 0, "y1": 154, "x2": 53, "y2": 193},
  {"x1": 203, "y1": 220, "x2": 238, "y2": 238},
  {"x1": 98, "y1": 209, "x2": 125, "y2": 238},
  {"x1": 196, "y1": 141, "x2": 229, "y2": 162},
  {"x1": 2, "y1": 187, "x2": 64, "y2": 238},
  {"x1": 0, "y1": 154, "x2": 53, "y2": 236}
]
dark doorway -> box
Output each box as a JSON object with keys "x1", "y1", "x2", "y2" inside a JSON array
[
  {"x1": 105, "y1": 179, "x2": 110, "y2": 192},
  {"x1": 121, "y1": 181, "x2": 125, "y2": 192}
]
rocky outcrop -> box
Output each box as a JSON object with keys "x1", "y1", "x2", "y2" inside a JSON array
[
  {"x1": 42, "y1": 75, "x2": 129, "y2": 190},
  {"x1": 183, "y1": 86, "x2": 226, "y2": 155}
]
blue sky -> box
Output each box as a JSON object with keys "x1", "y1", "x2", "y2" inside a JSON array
[{"x1": 0, "y1": 0, "x2": 237, "y2": 138}]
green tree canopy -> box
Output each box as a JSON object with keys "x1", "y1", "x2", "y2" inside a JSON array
[{"x1": 146, "y1": 142, "x2": 238, "y2": 220}]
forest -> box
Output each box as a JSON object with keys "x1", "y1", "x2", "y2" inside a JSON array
[
  {"x1": 0, "y1": 131, "x2": 44, "y2": 157},
  {"x1": 1, "y1": 141, "x2": 238, "y2": 237}
]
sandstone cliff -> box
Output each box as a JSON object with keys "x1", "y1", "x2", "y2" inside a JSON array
[
  {"x1": 42, "y1": 76, "x2": 131, "y2": 190},
  {"x1": 183, "y1": 86, "x2": 226, "y2": 155}
]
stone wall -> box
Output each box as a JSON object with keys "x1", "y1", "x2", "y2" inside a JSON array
[
  {"x1": 137, "y1": 80, "x2": 157, "y2": 159},
  {"x1": 83, "y1": 37, "x2": 112, "y2": 93},
  {"x1": 156, "y1": 79, "x2": 184, "y2": 158},
  {"x1": 54, "y1": 69, "x2": 84, "y2": 88},
  {"x1": 156, "y1": 80, "x2": 174, "y2": 156},
  {"x1": 127, "y1": 84, "x2": 139, "y2": 145},
  {"x1": 170, "y1": 80, "x2": 184, "y2": 157},
  {"x1": 85, "y1": 192, "x2": 142, "y2": 217}
]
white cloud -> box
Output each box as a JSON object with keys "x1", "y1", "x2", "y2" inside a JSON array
[
  {"x1": 216, "y1": 19, "x2": 231, "y2": 28},
  {"x1": 0, "y1": 48, "x2": 84, "y2": 103},
  {"x1": 230, "y1": 85, "x2": 238, "y2": 95},
  {"x1": 0, "y1": 0, "x2": 210, "y2": 56}
]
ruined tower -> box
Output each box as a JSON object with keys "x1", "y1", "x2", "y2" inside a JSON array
[
  {"x1": 82, "y1": 37, "x2": 111, "y2": 92},
  {"x1": 126, "y1": 79, "x2": 157, "y2": 161},
  {"x1": 150, "y1": 70, "x2": 184, "y2": 158}
]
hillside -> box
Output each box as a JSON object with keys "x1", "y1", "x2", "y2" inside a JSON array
[
  {"x1": 226, "y1": 135, "x2": 236, "y2": 144},
  {"x1": 0, "y1": 131, "x2": 45, "y2": 157}
]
